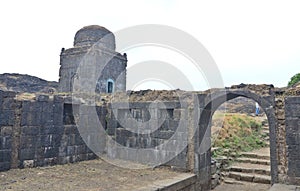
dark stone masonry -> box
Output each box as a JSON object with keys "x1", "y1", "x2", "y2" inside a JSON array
[
  {"x1": 58, "y1": 25, "x2": 127, "y2": 93},
  {"x1": 0, "y1": 92, "x2": 97, "y2": 171},
  {"x1": 1, "y1": 25, "x2": 300, "y2": 190}
]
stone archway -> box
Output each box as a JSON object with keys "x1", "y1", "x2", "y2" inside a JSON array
[{"x1": 195, "y1": 86, "x2": 278, "y2": 189}]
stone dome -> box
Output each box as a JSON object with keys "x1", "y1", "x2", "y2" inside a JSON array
[{"x1": 73, "y1": 25, "x2": 116, "y2": 50}]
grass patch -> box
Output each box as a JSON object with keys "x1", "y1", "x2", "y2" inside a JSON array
[{"x1": 212, "y1": 113, "x2": 266, "y2": 158}]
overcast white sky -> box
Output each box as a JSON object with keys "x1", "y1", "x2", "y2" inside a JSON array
[{"x1": 0, "y1": 0, "x2": 299, "y2": 90}]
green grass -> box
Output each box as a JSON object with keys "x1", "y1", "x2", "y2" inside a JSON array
[{"x1": 212, "y1": 113, "x2": 266, "y2": 158}]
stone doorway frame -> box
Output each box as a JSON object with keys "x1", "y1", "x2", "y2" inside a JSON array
[{"x1": 195, "y1": 89, "x2": 278, "y2": 189}]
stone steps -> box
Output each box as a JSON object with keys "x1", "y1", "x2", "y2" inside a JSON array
[
  {"x1": 217, "y1": 122, "x2": 272, "y2": 187},
  {"x1": 235, "y1": 157, "x2": 270, "y2": 165},
  {"x1": 229, "y1": 165, "x2": 270, "y2": 176},
  {"x1": 223, "y1": 177, "x2": 245, "y2": 185},
  {"x1": 240, "y1": 152, "x2": 270, "y2": 160},
  {"x1": 223, "y1": 147, "x2": 271, "y2": 186},
  {"x1": 228, "y1": 172, "x2": 271, "y2": 184}
]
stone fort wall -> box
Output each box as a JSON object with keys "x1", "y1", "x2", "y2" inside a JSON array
[
  {"x1": 1, "y1": 87, "x2": 300, "y2": 188},
  {"x1": 0, "y1": 90, "x2": 193, "y2": 172},
  {"x1": 0, "y1": 91, "x2": 98, "y2": 171}
]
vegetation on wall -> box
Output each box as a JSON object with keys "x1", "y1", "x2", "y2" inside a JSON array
[{"x1": 288, "y1": 73, "x2": 300, "y2": 87}]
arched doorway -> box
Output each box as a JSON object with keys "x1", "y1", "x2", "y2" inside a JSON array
[{"x1": 196, "y1": 89, "x2": 278, "y2": 188}]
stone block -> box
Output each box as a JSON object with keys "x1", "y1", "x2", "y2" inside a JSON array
[
  {"x1": 0, "y1": 150, "x2": 11, "y2": 162},
  {"x1": 58, "y1": 156, "x2": 70, "y2": 164},
  {"x1": 151, "y1": 138, "x2": 164, "y2": 148},
  {"x1": 169, "y1": 120, "x2": 179, "y2": 131},
  {"x1": 37, "y1": 95, "x2": 49, "y2": 102},
  {"x1": 285, "y1": 104, "x2": 300, "y2": 117},
  {"x1": 67, "y1": 146, "x2": 75, "y2": 156},
  {"x1": 53, "y1": 112, "x2": 63, "y2": 125},
  {"x1": 1, "y1": 91, "x2": 16, "y2": 98},
  {"x1": 106, "y1": 127, "x2": 115, "y2": 136},
  {"x1": 77, "y1": 154, "x2": 87, "y2": 161},
  {"x1": 0, "y1": 126, "x2": 12, "y2": 136},
  {"x1": 107, "y1": 116, "x2": 118, "y2": 130},
  {"x1": 20, "y1": 148, "x2": 35, "y2": 160},
  {"x1": 58, "y1": 146, "x2": 66, "y2": 157},
  {"x1": 253, "y1": 175, "x2": 271, "y2": 184},
  {"x1": 285, "y1": 118, "x2": 300, "y2": 134},
  {"x1": 151, "y1": 130, "x2": 174, "y2": 140},
  {"x1": 2, "y1": 99, "x2": 16, "y2": 110},
  {"x1": 21, "y1": 101, "x2": 32, "y2": 111},
  {"x1": 21, "y1": 126, "x2": 39, "y2": 136},
  {"x1": 40, "y1": 134, "x2": 57, "y2": 147},
  {"x1": 211, "y1": 163, "x2": 217, "y2": 175},
  {"x1": 64, "y1": 125, "x2": 78, "y2": 135},
  {"x1": 159, "y1": 120, "x2": 169, "y2": 130},
  {"x1": 20, "y1": 136, "x2": 39, "y2": 149},
  {"x1": 240, "y1": 174, "x2": 254, "y2": 182},
  {"x1": 53, "y1": 95, "x2": 64, "y2": 103},
  {"x1": 0, "y1": 136, "x2": 11, "y2": 150},
  {"x1": 286, "y1": 133, "x2": 300, "y2": 145},
  {"x1": 75, "y1": 145, "x2": 86, "y2": 155},
  {"x1": 0, "y1": 110, "x2": 15, "y2": 126},
  {"x1": 0, "y1": 162, "x2": 11, "y2": 171},
  {"x1": 21, "y1": 111, "x2": 42, "y2": 126},
  {"x1": 40, "y1": 125, "x2": 60, "y2": 135},
  {"x1": 285, "y1": 97, "x2": 300, "y2": 104},
  {"x1": 68, "y1": 134, "x2": 77, "y2": 146},
  {"x1": 75, "y1": 134, "x2": 85, "y2": 145},
  {"x1": 43, "y1": 157, "x2": 57, "y2": 166},
  {"x1": 127, "y1": 136, "x2": 137, "y2": 147},
  {"x1": 43, "y1": 147, "x2": 57, "y2": 158},
  {"x1": 23, "y1": 160, "x2": 35, "y2": 168},
  {"x1": 87, "y1": 153, "x2": 97, "y2": 160},
  {"x1": 41, "y1": 112, "x2": 54, "y2": 126},
  {"x1": 42, "y1": 101, "x2": 53, "y2": 112},
  {"x1": 137, "y1": 137, "x2": 149, "y2": 148},
  {"x1": 211, "y1": 174, "x2": 220, "y2": 189},
  {"x1": 166, "y1": 151, "x2": 188, "y2": 169}
]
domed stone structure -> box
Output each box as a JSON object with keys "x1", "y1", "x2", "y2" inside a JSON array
[
  {"x1": 73, "y1": 25, "x2": 116, "y2": 50},
  {"x1": 58, "y1": 25, "x2": 127, "y2": 93}
]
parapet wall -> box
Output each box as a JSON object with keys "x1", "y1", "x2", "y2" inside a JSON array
[{"x1": 0, "y1": 92, "x2": 97, "y2": 171}]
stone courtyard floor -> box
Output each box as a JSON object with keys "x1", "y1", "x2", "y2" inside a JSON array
[{"x1": 0, "y1": 159, "x2": 193, "y2": 191}]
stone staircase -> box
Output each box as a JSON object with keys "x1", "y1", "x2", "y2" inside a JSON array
[{"x1": 223, "y1": 121, "x2": 271, "y2": 185}]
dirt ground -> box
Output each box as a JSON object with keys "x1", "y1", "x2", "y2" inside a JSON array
[
  {"x1": 213, "y1": 182, "x2": 271, "y2": 191},
  {"x1": 0, "y1": 159, "x2": 186, "y2": 191}
]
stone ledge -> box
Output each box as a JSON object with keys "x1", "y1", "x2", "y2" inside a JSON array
[{"x1": 136, "y1": 173, "x2": 197, "y2": 191}]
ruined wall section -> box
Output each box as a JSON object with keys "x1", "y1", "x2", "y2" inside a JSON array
[{"x1": 106, "y1": 101, "x2": 193, "y2": 170}]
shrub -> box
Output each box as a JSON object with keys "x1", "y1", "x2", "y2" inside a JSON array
[{"x1": 288, "y1": 73, "x2": 300, "y2": 87}]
